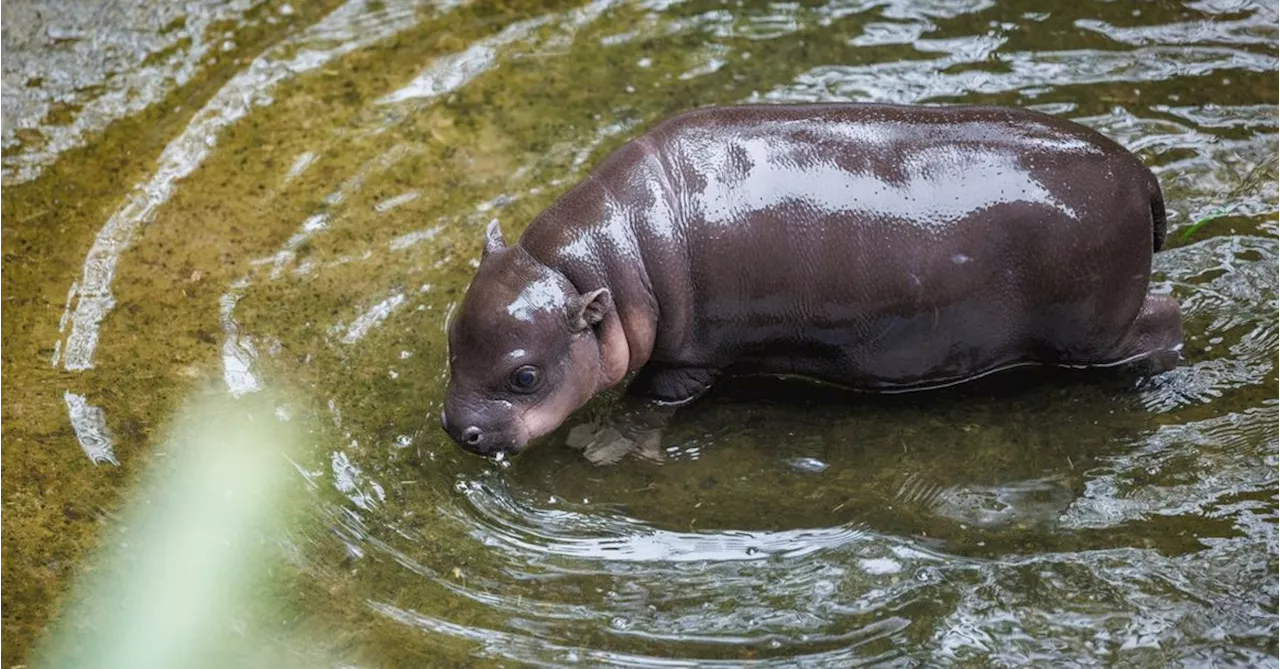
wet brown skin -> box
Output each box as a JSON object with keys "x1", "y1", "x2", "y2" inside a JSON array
[{"x1": 442, "y1": 103, "x2": 1183, "y2": 456}]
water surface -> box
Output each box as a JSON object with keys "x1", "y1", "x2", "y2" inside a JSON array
[{"x1": 3, "y1": 0, "x2": 1277, "y2": 666}]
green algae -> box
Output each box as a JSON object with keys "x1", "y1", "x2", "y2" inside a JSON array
[
  {"x1": 2, "y1": 0, "x2": 1277, "y2": 666},
  {"x1": 0, "y1": 2, "x2": 349, "y2": 664}
]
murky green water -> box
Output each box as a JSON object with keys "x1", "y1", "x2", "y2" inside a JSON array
[{"x1": 3, "y1": 0, "x2": 1277, "y2": 666}]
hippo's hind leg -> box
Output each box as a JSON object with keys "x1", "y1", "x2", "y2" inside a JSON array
[
  {"x1": 1098, "y1": 293, "x2": 1184, "y2": 374},
  {"x1": 566, "y1": 366, "x2": 716, "y2": 465}
]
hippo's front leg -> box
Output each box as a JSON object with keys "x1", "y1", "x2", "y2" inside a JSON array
[
  {"x1": 630, "y1": 364, "x2": 719, "y2": 405},
  {"x1": 565, "y1": 366, "x2": 718, "y2": 465}
]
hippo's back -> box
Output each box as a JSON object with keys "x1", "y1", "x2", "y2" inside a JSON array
[{"x1": 644, "y1": 104, "x2": 1155, "y2": 240}]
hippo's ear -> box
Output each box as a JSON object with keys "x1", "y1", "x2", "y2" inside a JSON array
[
  {"x1": 482, "y1": 219, "x2": 506, "y2": 259},
  {"x1": 569, "y1": 288, "x2": 611, "y2": 332}
]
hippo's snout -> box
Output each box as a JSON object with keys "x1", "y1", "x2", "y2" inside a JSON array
[{"x1": 441, "y1": 403, "x2": 525, "y2": 457}]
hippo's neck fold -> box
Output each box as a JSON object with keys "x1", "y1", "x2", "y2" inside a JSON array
[
  {"x1": 518, "y1": 136, "x2": 691, "y2": 380},
  {"x1": 519, "y1": 231, "x2": 657, "y2": 390}
]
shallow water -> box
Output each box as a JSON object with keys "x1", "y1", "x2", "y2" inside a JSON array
[{"x1": 2, "y1": 0, "x2": 1277, "y2": 666}]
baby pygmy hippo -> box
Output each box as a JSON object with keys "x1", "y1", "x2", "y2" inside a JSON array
[{"x1": 441, "y1": 103, "x2": 1182, "y2": 462}]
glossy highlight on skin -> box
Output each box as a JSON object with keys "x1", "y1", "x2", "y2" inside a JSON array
[{"x1": 443, "y1": 103, "x2": 1183, "y2": 455}]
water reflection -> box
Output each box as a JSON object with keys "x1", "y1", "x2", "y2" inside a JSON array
[
  {"x1": 2, "y1": 1, "x2": 269, "y2": 185},
  {"x1": 10, "y1": 0, "x2": 1278, "y2": 665},
  {"x1": 50, "y1": 0, "x2": 435, "y2": 373},
  {"x1": 63, "y1": 391, "x2": 120, "y2": 466}
]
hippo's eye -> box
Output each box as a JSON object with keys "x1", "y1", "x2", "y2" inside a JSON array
[{"x1": 509, "y1": 365, "x2": 541, "y2": 393}]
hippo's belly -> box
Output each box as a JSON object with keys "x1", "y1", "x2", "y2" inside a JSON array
[{"x1": 720, "y1": 302, "x2": 1037, "y2": 391}]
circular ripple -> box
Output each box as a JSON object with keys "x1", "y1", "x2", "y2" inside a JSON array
[{"x1": 49, "y1": 0, "x2": 1279, "y2": 665}]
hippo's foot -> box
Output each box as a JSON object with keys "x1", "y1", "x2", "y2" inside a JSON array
[{"x1": 565, "y1": 400, "x2": 676, "y2": 466}]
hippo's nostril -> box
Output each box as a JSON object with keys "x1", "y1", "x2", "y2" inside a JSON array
[{"x1": 461, "y1": 426, "x2": 483, "y2": 445}]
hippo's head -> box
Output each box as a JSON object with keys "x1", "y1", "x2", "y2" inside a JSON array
[{"x1": 442, "y1": 221, "x2": 614, "y2": 456}]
